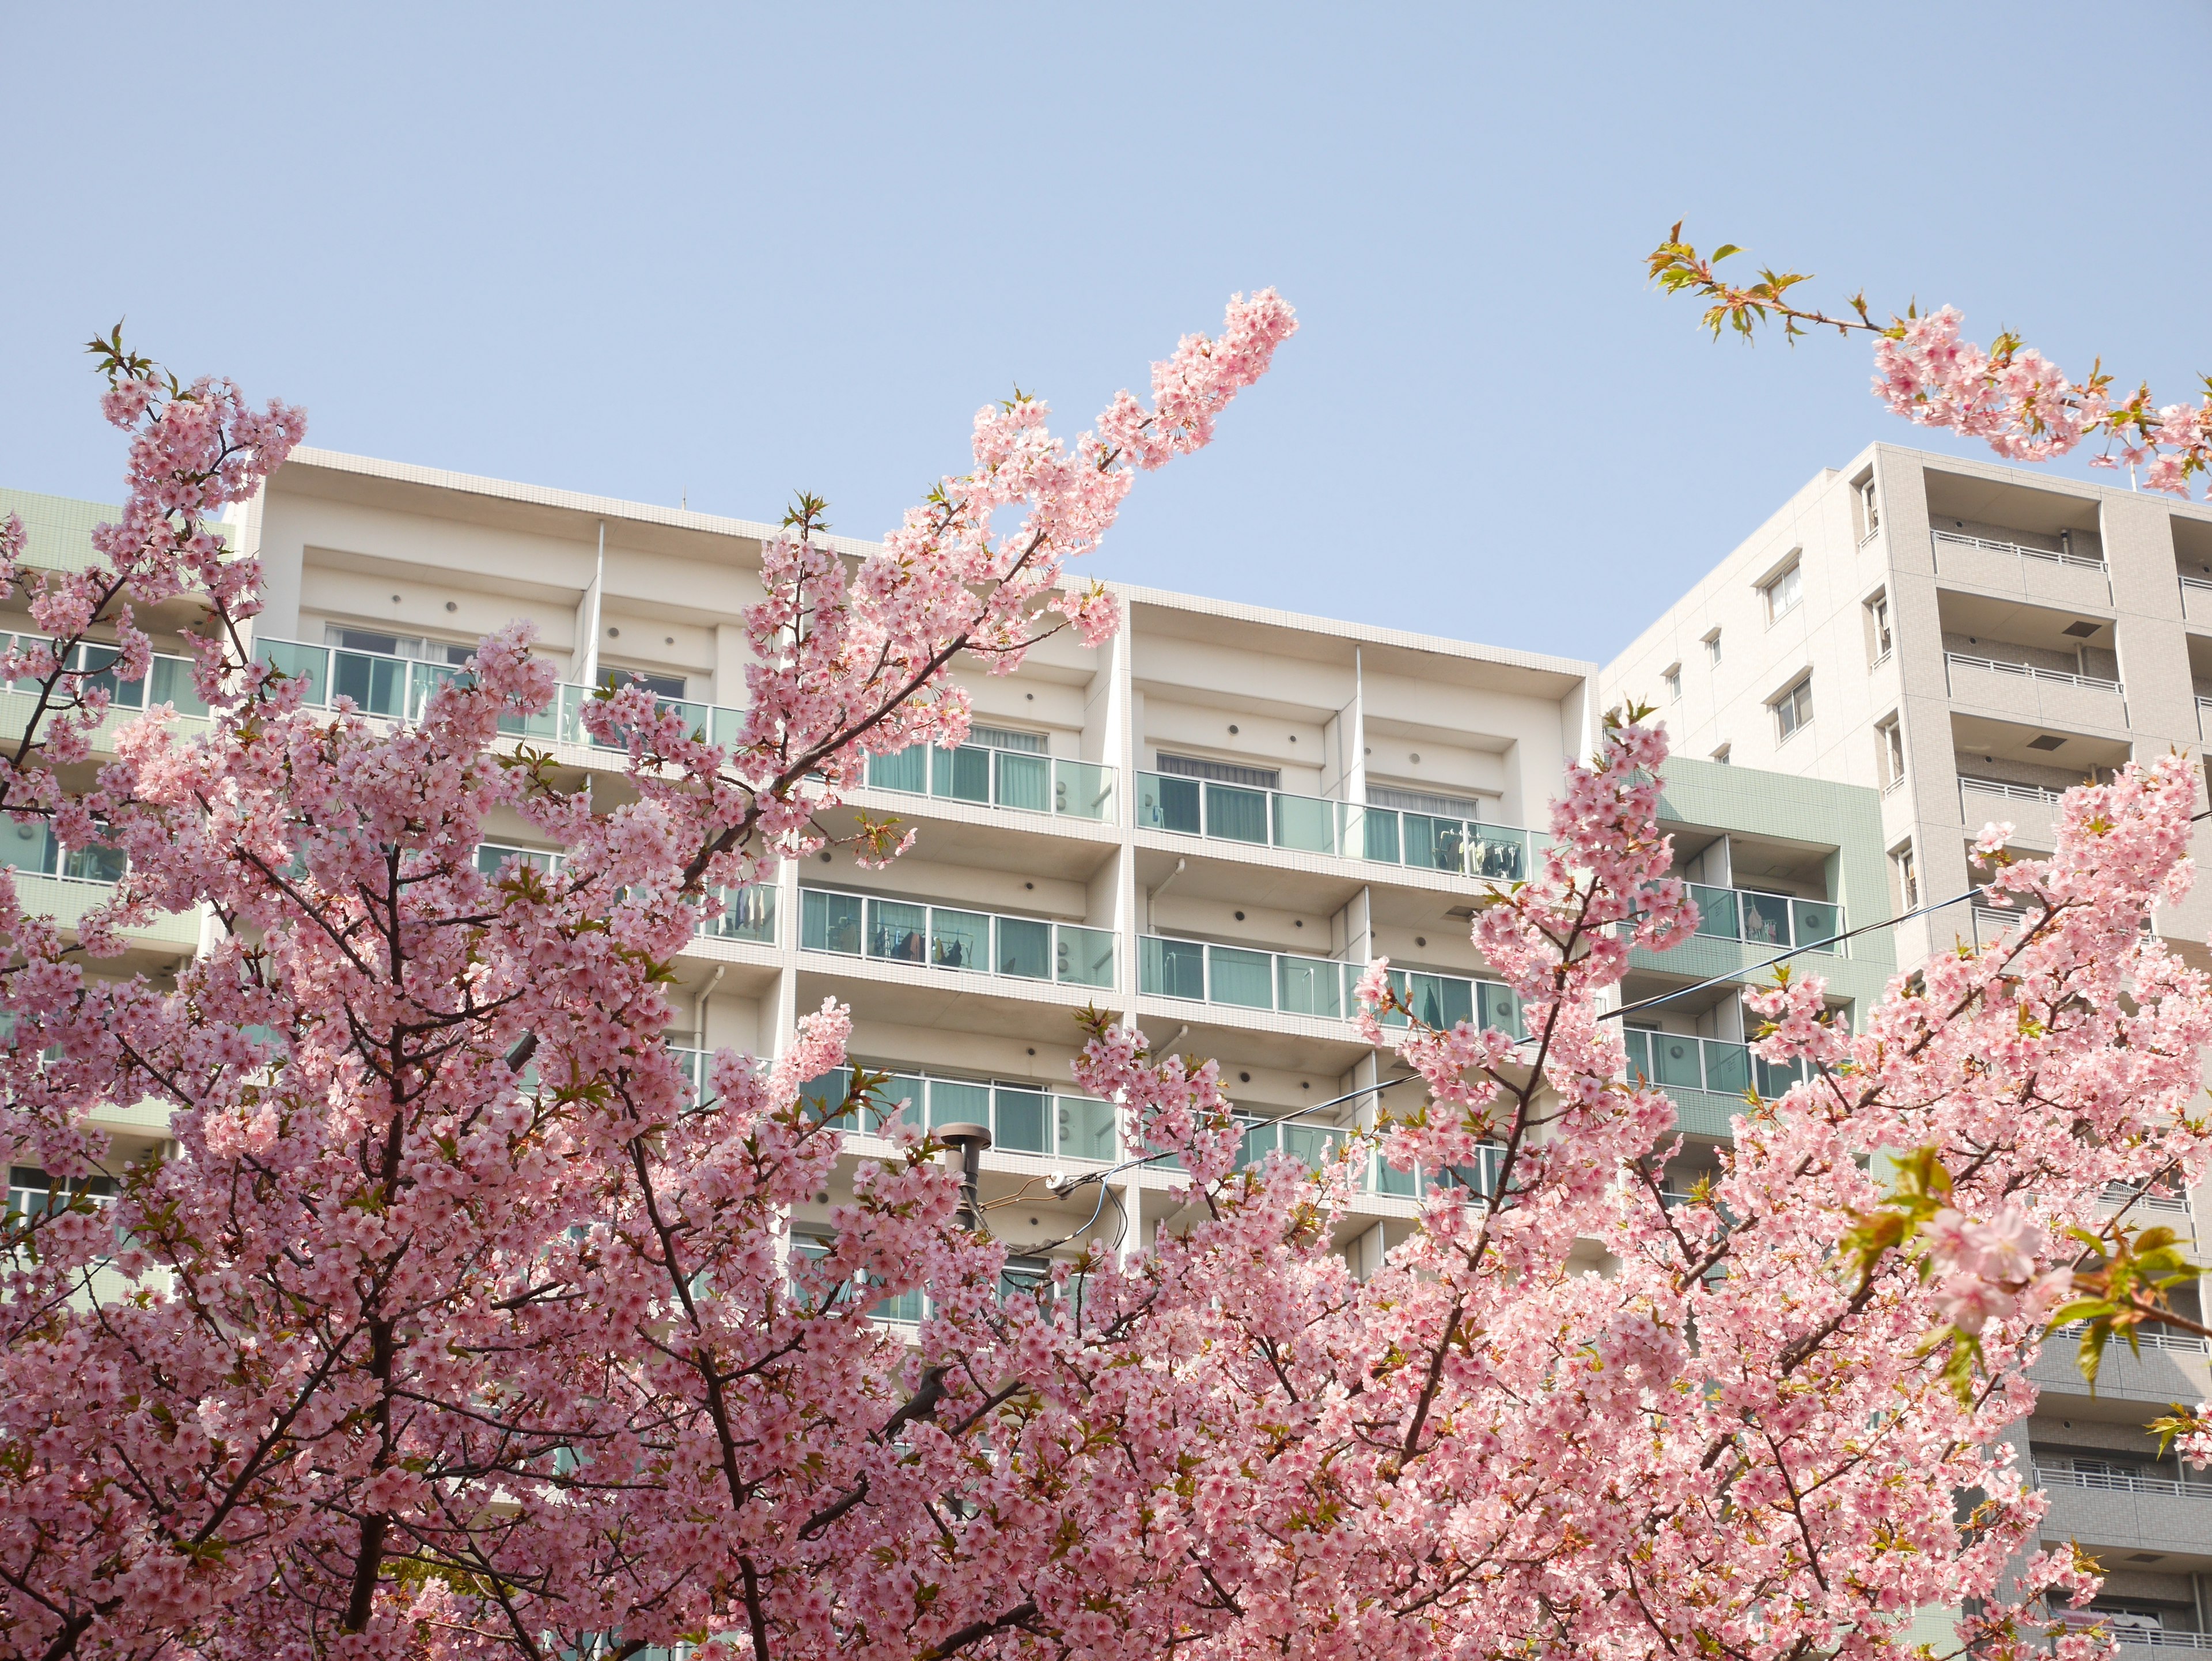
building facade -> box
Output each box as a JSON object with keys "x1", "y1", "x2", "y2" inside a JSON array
[{"x1": 1606, "y1": 442, "x2": 2212, "y2": 1645}]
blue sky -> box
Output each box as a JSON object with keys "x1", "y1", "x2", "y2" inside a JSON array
[{"x1": 3, "y1": 4, "x2": 2205, "y2": 660}]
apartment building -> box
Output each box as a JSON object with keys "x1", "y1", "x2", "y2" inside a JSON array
[{"x1": 1607, "y1": 442, "x2": 2212, "y2": 1647}]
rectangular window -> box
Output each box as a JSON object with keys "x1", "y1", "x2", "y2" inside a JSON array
[
  {"x1": 967, "y1": 724, "x2": 1047, "y2": 754},
  {"x1": 1858, "y1": 476, "x2": 1882, "y2": 541},
  {"x1": 1156, "y1": 752, "x2": 1282, "y2": 791},
  {"x1": 1876, "y1": 716, "x2": 1904, "y2": 788},
  {"x1": 1662, "y1": 663, "x2": 1682, "y2": 701},
  {"x1": 1866, "y1": 591, "x2": 1892, "y2": 664},
  {"x1": 1893, "y1": 843, "x2": 1919, "y2": 911},
  {"x1": 1711, "y1": 743, "x2": 1732, "y2": 765},
  {"x1": 1762, "y1": 561, "x2": 1804, "y2": 624},
  {"x1": 1771, "y1": 675, "x2": 1813, "y2": 743},
  {"x1": 1703, "y1": 630, "x2": 1722, "y2": 665},
  {"x1": 325, "y1": 626, "x2": 475, "y2": 667},
  {"x1": 602, "y1": 666, "x2": 688, "y2": 701}
]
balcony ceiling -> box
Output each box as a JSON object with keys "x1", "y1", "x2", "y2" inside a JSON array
[{"x1": 1938, "y1": 589, "x2": 2112, "y2": 648}]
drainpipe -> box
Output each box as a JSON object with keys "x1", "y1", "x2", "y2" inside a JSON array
[
  {"x1": 694, "y1": 963, "x2": 726, "y2": 1050},
  {"x1": 578, "y1": 523, "x2": 606, "y2": 690},
  {"x1": 1148, "y1": 856, "x2": 1187, "y2": 930}
]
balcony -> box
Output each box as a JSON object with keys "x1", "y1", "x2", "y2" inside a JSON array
[
  {"x1": 1959, "y1": 775, "x2": 2063, "y2": 846},
  {"x1": 1622, "y1": 1028, "x2": 1809, "y2": 1099},
  {"x1": 1139, "y1": 935, "x2": 1522, "y2": 1034},
  {"x1": 2050, "y1": 1613, "x2": 2212, "y2": 1651},
  {"x1": 0, "y1": 824, "x2": 199, "y2": 951},
  {"x1": 797, "y1": 1065, "x2": 1118, "y2": 1161},
  {"x1": 1931, "y1": 526, "x2": 2111, "y2": 607},
  {"x1": 1687, "y1": 883, "x2": 1841, "y2": 954},
  {"x1": 0, "y1": 640, "x2": 215, "y2": 750},
  {"x1": 255, "y1": 637, "x2": 745, "y2": 751},
  {"x1": 2037, "y1": 1462, "x2": 2212, "y2": 1501},
  {"x1": 2186, "y1": 574, "x2": 2212, "y2": 627},
  {"x1": 475, "y1": 843, "x2": 778, "y2": 947},
  {"x1": 865, "y1": 741, "x2": 1113, "y2": 822},
  {"x1": 800, "y1": 888, "x2": 1114, "y2": 989},
  {"x1": 1944, "y1": 650, "x2": 2126, "y2": 729},
  {"x1": 1135, "y1": 771, "x2": 1536, "y2": 881}
]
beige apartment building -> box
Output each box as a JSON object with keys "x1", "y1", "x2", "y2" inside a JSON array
[{"x1": 1608, "y1": 442, "x2": 2212, "y2": 1647}]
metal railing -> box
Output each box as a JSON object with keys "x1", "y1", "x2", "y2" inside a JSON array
[
  {"x1": 2183, "y1": 575, "x2": 2212, "y2": 597},
  {"x1": 3, "y1": 638, "x2": 213, "y2": 720},
  {"x1": 2050, "y1": 1321, "x2": 2210, "y2": 1356},
  {"x1": 800, "y1": 888, "x2": 1114, "y2": 989},
  {"x1": 1933, "y1": 528, "x2": 2106, "y2": 572},
  {"x1": 1960, "y1": 775, "x2": 2067, "y2": 805},
  {"x1": 2104, "y1": 1181, "x2": 2192, "y2": 1215},
  {"x1": 866, "y1": 743, "x2": 1114, "y2": 822},
  {"x1": 475, "y1": 844, "x2": 777, "y2": 946},
  {"x1": 1945, "y1": 650, "x2": 2122, "y2": 694},
  {"x1": 2035, "y1": 1462, "x2": 2212, "y2": 1500},
  {"x1": 254, "y1": 637, "x2": 745, "y2": 750},
  {"x1": 2047, "y1": 1615, "x2": 2212, "y2": 1650},
  {"x1": 0, "y1": 821, "x2": 127, "y2": 886},
  {"x1": 1135, "y1": 771, "x2": 1537, "y2": 881},
  {"x1": 1139, "y1": 936, "x2": 1522, "y2": 1034},
  {"x1": 797, "y1": 1066, "x2": 1118, "y2": 1161},
  {"x1": 1685, "y1": 883, "x2": 1842, "y2": 954},
  {"x1": 1622, "y1": 1028, "x2": 1809, "y2": 1100}
]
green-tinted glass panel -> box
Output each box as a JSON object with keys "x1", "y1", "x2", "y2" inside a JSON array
[
  {"x1": 799, "y1": 1067, "x2": 854, "y2": 1128},
  {"x1": 1208, "y1": 945, "x2": 1273, "y2": 1009},
  {"x1": 1141, "y1": 773, "x2": 1201, "y2": 834},
  {"x1": 802, "y1": 890, "x2": 863, "y2": 955},
  {"x1": 259, "y1": 639, "x2": 328, "y2": 705},
  {"x1": 1755, "y1": 1056, "x2": 1806, "y2": 1097},
  {"x1": 706, "y1": 884, "x2": 777, "y2": 944},
  {"x1": 408, "y1": 661, "x2": 469, "y2": 720},
  {"x1": 1272, "y1": 793, "x2": 1338, "y2": 854},
  {"x1": 1652, "y1": 1032, "x2": 1703, "y2": 1090},
  {"x1": 1793, "y1": 899, "x2": 1841, "y2": 953},
  {"x1": 1468, "y1": 830, "x2": 1527, "y2": 881},
  {"x1": 1056, "y1": 1096, "x2": 1116, "y2": 1161},
  {"x1": 1362, "y1": 807, "x2": 1402, "y2": 864},
  {"x1": 927, "y1": 1077, "x2": 991, "y2": 1129},
  {"x1": 1055, "y1": 925, "x2": 1115, "y2": 988},
  {"x1": 61, "y1": 844, "x2": 126, "y2": 884},
  {"x1": 332, "y1": 650, "x2": 408, "y2": 717},
  {"x1": 868, "y1": 898, "x2": 928, "y2": 963},
  {"x1": 711, "y1": 705, "x2": 745, "y2": 750},
  {"x1": 1142, "y1": 936, "x2": 1205, "y2": 1000},
  {"x1": 1283, "y1": 1124, "x2": 1342, "y2": 1171},
  {"x1": 147, "y1": 655, "x2": 210, "y2": 718},
  {"x1": 995, "y1": 751, "x2": 1050, "y2": 813},
  {"x1": 1237, "y1": 1119, "x2": 1279, "y2": 1167},
  {"x1": 994, "y1": 1087, "x2": 1049, "y2": 1153},
  {"x1": 872, "y1": 1285, "x2": 925, "y2": 1324},
  {"x1": 1402, "y1": 814, "x2": 1467, "y2": 874},
  {"x1": 1372, "y1": 1152, "x2": 1419, "y2": 1196},
  {"x1": 1054, "y1": 759, "x2": 1112, "y2": 820},
  {"x1": 868, "y1": 747, "x2": 929, "y2": 793},
  {"x1": 1702, "y1": 1040, "x2": 1751, "y2": 1096},
  {"x1": 995, "y1": 915, "x2": 1051, "y2": 979},
  {"x1": 1622, "y1": 1027, "x2": 1652, "y2": 1080},
  {"x1": 1690, "y1": 883, "x2": 1740, "y2": 941},
  {"x1": 1740, "y1": 891, "x2": 1792, "y2": 948},
  {"x1": 931, "y1": 744, "x2": 991, "y2": 804},
  {"x1": 930, "y1": 907, "x2": 988, "y2": 971},
  {"x1": 1276, "y1": 955, "x2": 1344, "y2": 1019},
  {"x1": 1204, "y1": 782, "x2": 1268, "y2": 844},
  {"x1": 74, "y1": 644, "x2": 142, "y2": 710},
  {"x1": 0, "y1": 820, "x2": 56, "y2": 876}
]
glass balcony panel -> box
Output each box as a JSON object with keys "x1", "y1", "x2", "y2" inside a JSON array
[
  {"x1": 1739, "y1": 891, "x2": 1793, "y2": 948},
  {"x1": 1204, "y1": 782, "x2": 1268, "y2": 844},
  {"x1": 60, "y1": 845, "x2": 126, "y2": 884},
  {"x1": 1701, "y1": 1040, "x2": 1751, "y2": 1096},
  {"x1": 1402, "y1": 972, "x2": 1471, "y2": 1030},
  {"x1": 993, "y1": 1086, "x2": 1050, "y2": 1153},
  {"x1": 1276, "y1": 954, "x2": 1344, "y2": 1019},
  {"x1": 1480, "y1": 983, "x2": 1524, "y2": 1039},
  {"x1": 1207, "y1": 945, "x2": 1274, "y2": 1009},
  {"x1": 1690, "y1": 883, "x2": 1739, "y2": 941},
  {"x1": 930, "y1": 908, "x2": 989, "y2": 971},
  {"x1": 871, "y1": 1285, "x2": 926, "y2": 1324},
  {"x1": 1054, "y1": 759, "x2": 1112, "y2": 820},
  {"x1": 1467, "y1": 829, "x2": 1528, "y2": 881},
  {"x1": 704, "y1": 883, "x2": 777, "y2": 944},
  {"x1": 408, "y1": 661, "x2": 469, "y2": 720},
  {"x1": 1791, "y1": 899, "x2": 1841, "y2": 953},
  {"x1": 1139, "y1": 772, "x2": 1202, "y2": 834},
  {"x1": 1755, "y1": 1056, "x2": 1806, "y2": 1096},
  {"x1": 663, "y1": 699, "x2": 709, "y2": 741},
  {"x1": 1283, "y1": 1124, "x2": 1343, "y2": 1171},
  {"x1": 1372, "y1": 1153, "x2": 1419, "y2": 1196},
  {"x1": 259, "y1": 639, "x2": 329, "y2": 705},
  {"x1": 1362, "y1": 807, "x2": 1403, "y2": 864},
  {"x1": 1403, "y1": 814, "x2": 1468, "y2": 875},
  {"x1": 1142, "y1": 936, "x2": 1206, "y2": 1000},
  {"x1": 994, "y1": 915, "x2": 1052, "y2": 979},
  {"x1": 1055, "y1": 924, "x2": 1115, "y2": 988},
  {"x1": 869, "y1": 747, "x2": 929, "y2": 794},
  {"x1": 147, "y1": 655, "x2": 210, "y2": 717},
  {"x1": 799, "y1": 1066, "x2": 854, "y2": 1129},
  {"x1": 868, "y1": 899, "x2": 929, "y2": 963},
  {"x1": 1238, "y1": 1119, "x2": 1280, "y2": 1167},
  {"x1": 931, "y1": 744, "x2": 991, "y2": 804},
  {"x1": 1652, "y1": 1032, "x2": 1705, "y2": 1091},
  {"x1": 710, "y1": 705, "x2": 745, "y2": 750},
  {"x1": 497, "y1": 700, "x2": 561, "y2": 741},
  {"x1": 1622, "y1": 1027, "x2": 1652, "y2": 1080},
  {"x1": 927, "y1": 1077, "x2": 991, "y2": 1129},
  {"x1": 1377, "y1": 968, "x2": 1412, "y2": 1028},
  {"x1": 73, "y1": 645, "x2": 143, "y2": 710},
  {"x1": 1056, "y1": 1095, "x2": 1117, "y2": 1161},
  {"x1": 880, "y1": 1073, "x2": 926, "y2": 1130},
  {"x1": 332, "y1": 650, "x2": 408, "y2": 718},
  {"x1": 2, "y1": 820, "x2": 58, "y2": 877},
  {"x1": 802, "y1": 889, "x2": 863, "y2": 955},
  {"x1": 1272, "y1": 793, "x2": 1339, "y2": 854},
  {"x1": 995, "y1": 751, "x2": 1050, "y2": 814}
]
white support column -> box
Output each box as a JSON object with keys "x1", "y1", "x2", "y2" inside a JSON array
[{"x1": 574, "y1": 524, "x2": 605, "y2": 689}]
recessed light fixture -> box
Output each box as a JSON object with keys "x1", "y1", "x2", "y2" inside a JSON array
[
  {"x1": 445, "y1": 600, "x2": 458, "y2": 612},
  {"x1": 1410, "y1": 752, "x2": 1421, "y2": 763},
  {"x1": 1229, "y1": 724, "x2": 1240, "y2": 735},
  {"x1": 1234, "y1": 910, "x2": 1245, "y2": 921},
  {"x1": 1238, "y1": 1071, "x2": 1251, "y2": 1083},
  {"x1": 1415, "y1": 935, "x2": 1427, "y2": 947},
  {"x1": 607, "y1": 626, "x2": 620, "y2": 638}
]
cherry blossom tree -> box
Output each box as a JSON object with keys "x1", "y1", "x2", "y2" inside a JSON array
[{"x1": 5, "y1": 273, "x2": 2205, "y2": 1661}]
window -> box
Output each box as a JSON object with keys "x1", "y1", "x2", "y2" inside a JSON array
[
  {"x1": 1710, "y1": 743, "x2": 1732, "y2": 765},
  {"x1": 1866, "y1": 591, "x2": 1892, "y2": 664},
  {"x1": 1876, "y1": 716, "x2": 1904, "y2": 788},
  {"x1": 1857, "y1": 476, "x2": 1881, "y2": 542},
  {"x1": 1771, "y1": 675, "x2": 1813, "y2": 743},
  {"x1": 1892, "y1": 843, "x2": 1919, "y2": 911},
  {"x1": 325, "y1": 626, "x2": 475, "y2": 667},
  {"x1": 1703, "y1": 629, "x2": 1722, "y2": 665},
  {"x1": 1662, "y1": 663, "x2": 1682, "y2": 701},
  {"x1": 1762, "y1": 560, "x2": 1804, "y2": 624},
  {"x1": 601, "y1": 667, "x2": 688, "y2": 701},
  {"x1": 1156, "y1": 752, "x2": 1282, "y2": 790},
  {"x1": 968, "y1": 724, "x2": 1047, "y2": 754}
]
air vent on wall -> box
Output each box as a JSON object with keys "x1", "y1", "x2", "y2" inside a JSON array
[
  {"x1": 2127, "y1": 1552, "x2": 2164, "y2": 1563},
  {"x1": 2062, "y1": 619, "x2": 2101, "y2": 638},
  {"x1": 2026, "y1": 734, "x2": 2067, "y2": 751}
]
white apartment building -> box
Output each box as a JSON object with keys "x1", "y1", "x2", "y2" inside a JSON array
[{"x1": 1607, "y1": 442, "x2": 2212, "y2": 1645}]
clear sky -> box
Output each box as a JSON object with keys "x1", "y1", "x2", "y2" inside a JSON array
[{"x1": 3, "y1": 4, "x2": 2206, "y2": 661}]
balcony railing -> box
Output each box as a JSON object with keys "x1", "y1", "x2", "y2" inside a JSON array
[
  {"x1": 797, "y1": 1066, "x2": 1118, "y2": 1161},
  {"x1": 800, "y1": 888, "x2": 1114, "y2": 989},
  {"x1": 865, "y1": 743, "x2": 1114, "y2": 822},
  {"x1": 1960, "y1": 775, "x2": 2067, "y2": 806},
  {"x1": 1685, "y1": 883, "x2": 1842, "y2": 954},
  {"x1": 0, "y1": 820, "x2": 128, "y2": 887},
  {"x1": 254, "y1": 638, "x2": 745, "y2": 751},
  {"x1": 1622, "y1": 1028, "x2": 1809, "y2": 1100},
  {"x1": 2035, "y1": 1462, "x2": 2212, "y2": 1500},
  {"x1": 1933, "y1": 528, "x2": 2106, "y2": 572},
  {"x1": 3, "y1": 638, "x2": 214, "y2": 722},
  {"x1": 2048, "y1": 1614, "x2": 2212, "y2": 1651},
  {"x1": 2104, "y1": 1181, "x2": 2192, "y2": 1215},
  {"x1": 1135, "y1": 772, "x2": 1536, "y2": 881},
  {"x1": 2049, "y1": 1320, "x2": 2210, "y2": 1356},
  {"x1": 2184, "y1": 575, "x2": 2212, "y2": 597},
  {"x1": 1139, "y1": 936, "x2": 1522, "y2": 1034},
  {"x1": 476, "y1": 844, "x2": 778, "y2": 946},
  {"x1": 1945, "y1": 650, "x2": 2122, "y2": 694}
]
